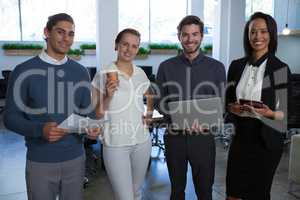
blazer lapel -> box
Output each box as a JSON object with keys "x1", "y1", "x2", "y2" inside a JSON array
[
  {"x1": 261, "y1": 57, "x2": 275, "y2": 109},
  {"x1": 234, "y1": 59, "x2": 248, "y2": 86}
]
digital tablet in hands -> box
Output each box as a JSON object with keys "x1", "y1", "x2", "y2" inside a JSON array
[{"x1": 239, "y1": 99, "x2": 264, "y2": 109}]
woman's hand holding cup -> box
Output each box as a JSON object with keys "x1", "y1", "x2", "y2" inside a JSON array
[{"x1": 105, "y1": 71, "x2": 119, "y2": 98}]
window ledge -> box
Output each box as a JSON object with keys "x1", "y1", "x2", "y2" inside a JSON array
[
  {"x1": 150, "y1": 49, "x2": 178, "y2": 55},
  {"x1": 83, "y1": 49, "x2": 96, "y2": 55},
  {"x1": 4, "y1": 49, "x2": 42, "y2": 56},
  {"x1": 135, "y1": 54, "x2": 149, "y2": 59}
]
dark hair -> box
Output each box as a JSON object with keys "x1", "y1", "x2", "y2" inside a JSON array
[
  {"x1": 243, "y1": 12, "x2": 278, "y2": 57},
  {"x1": 177, "y1": 15, "x2": 204, "y2": 36},
  {"x1": 46, "y1": 13, "x2": 74, "y2": 31},
  {"x1": 115, "y1": 28, "x2": 141, "y2": 45}
]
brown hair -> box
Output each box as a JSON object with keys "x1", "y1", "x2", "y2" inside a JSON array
[
  {"x1": 46, "y1": 13, "x2": 74, "y2": 31},
  {"x1": 177, "y1": 15, "x2": 204, "y2": 36},
  {"x1": 115, "y1": 28, "x2": 141, "y2": 46}
]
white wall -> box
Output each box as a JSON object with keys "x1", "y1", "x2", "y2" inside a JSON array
[
  {"x1": 214, "y1": 0, "x2": 245, "y2": 71},
  {"x1": 274, "y1": 0, "x2": 300, "y2": 74},
  {"x1": 277, "y1": 35, "x2": 300, "y2": 73},
  {"x1": 96, "y1": 0, "x2": 118, "y2": 70},
  {"x1": 274, "y1": 0, "x2": 300, "y2": 32},
  {"x1": 190, "y1": 0, "x2": 204, "y2": 20}
]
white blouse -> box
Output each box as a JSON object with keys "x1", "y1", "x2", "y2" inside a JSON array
[
  {"x1": 236, "y1": 59, "x2": 267, "y2": 102},
  {"x1": 92, "y1": 62, "x2": 150, "y2": 147},
  {"x1": 235, "y1": 59, "x2": 267, "y2": 118}
]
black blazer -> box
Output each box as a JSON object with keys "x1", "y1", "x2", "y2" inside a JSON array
[{"x1": 225, "y1": 54, "x2": 291, "y2": 150}]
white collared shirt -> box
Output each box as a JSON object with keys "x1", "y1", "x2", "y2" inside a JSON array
[
  {"x1": 39, "y1": 49, "x2": 68, "y2": 65},
  {"x1": 92, "y1": 62, "x2": 150, "y2": 147},
  {"x1": 236, "y1": 59, "x2": 267, "y2": 102}
]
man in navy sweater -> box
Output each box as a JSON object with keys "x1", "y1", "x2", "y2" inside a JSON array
[{"x1": 3, "y1": 13, "x2": 100, "y2": 200}]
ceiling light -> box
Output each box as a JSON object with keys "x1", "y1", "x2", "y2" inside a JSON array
[
  {"x1": 282, "y1": 0, "x2": 290, "y2": 35},
  {"x1": 282, "y1": 24, "x2": 291, "y2": 35}
]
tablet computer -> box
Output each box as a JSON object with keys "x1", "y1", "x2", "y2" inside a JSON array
[{"x1": 239, "y1": 98, "x2": 264, "y2": 108}]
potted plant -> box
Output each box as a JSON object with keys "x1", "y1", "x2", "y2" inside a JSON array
[
  {"x1": 80, "y1": 44, "x2": 96, "y2": 55},
  {"x1": 67, "y1": 49, "x2": 83, "y2": 60},
  {"x1": 148, "y1": 43, "x2": 180, "y2": 54},
  {"x1": 135, "y1": 47, "x2": 150, "y2": 59},
  {"x1": 202, "y1": 44, "x2": 212, "y2": 55},
  {"x1": 2, "y1": 43, "x2": 43, "y2": 56}
]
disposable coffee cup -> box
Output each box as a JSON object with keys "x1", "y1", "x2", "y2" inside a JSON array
[{"x1": 106, "y1": 70, "x2": 118, "y2": 82}]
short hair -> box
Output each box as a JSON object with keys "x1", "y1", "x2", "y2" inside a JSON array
[
  {"x1": 115, "y1": 28, "x2": 141, "y2": 45},
  {"x1": 243, "y1": 12, "x2": 278, "y2": 57},
  {"x1": 46, "y1": 13, "x2": 74, "y2": 31},
  {"x1": 177, "y1": 15, "x2": 204, "y2": 36}
]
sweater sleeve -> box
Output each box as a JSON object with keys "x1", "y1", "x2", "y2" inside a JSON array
[{"x1": 3, "y1": 65, "x2": 44, "y2": 138}]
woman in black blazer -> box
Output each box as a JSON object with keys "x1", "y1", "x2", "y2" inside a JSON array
[{"x1": 225, "y1": 12, "x2": 291, "y2": 200}]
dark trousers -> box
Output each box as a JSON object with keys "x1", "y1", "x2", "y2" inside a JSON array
[{"x1": 164, "y1": 132, "x2": 216, "y2": 200}]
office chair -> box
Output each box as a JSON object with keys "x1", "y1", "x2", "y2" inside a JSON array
[
  {"x1": 86, "y1": 67, "x2": 96, "y2": 80},
  {"x1": 286, "y1": 73, "x2": 300, "y2": 143},
  {"x1": 83, "y1": 138, "x2": 102, "y2": 188},
  {"x1": 0, "y1": 70, "x2": 11, "y2": 113},
  {"x1": 138, "y1": 65, "x2": 152, "y2": 76}
]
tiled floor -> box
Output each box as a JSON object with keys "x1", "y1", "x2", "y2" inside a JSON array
[{"x1": 0, "y1": 122, "x2": 299, "y2": 200}]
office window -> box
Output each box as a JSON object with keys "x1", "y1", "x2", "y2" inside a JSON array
[
  {"x1": 0, "y1": 0, "x2": 21, "y2": 40},
  {"x1": 119, "y1": 0, "x2": 188, "y2": 43},
  {"x1": 0, "y1": 0, "x2": 96, "y2": 41},
  {"x1": 119, "y1": 0, "x2": 149, "y2": 43},
  {"x1": 245, "y1": 0, "x2": 274, "y2": 19},
  {"x1": 203, "y1": 0, "x2": 216, "y2": 45},
  {"x1": 150, "y1": 0, "x2": 187, "y2": 43}
]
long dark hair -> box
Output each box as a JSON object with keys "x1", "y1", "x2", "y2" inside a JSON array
[{"x1": 243, "y1": 12, "x2": 278, "y2": 57}]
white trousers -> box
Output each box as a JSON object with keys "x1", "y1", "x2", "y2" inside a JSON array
[{"x1": 103, "y1": 138, "x2": 152, "y2": 200}]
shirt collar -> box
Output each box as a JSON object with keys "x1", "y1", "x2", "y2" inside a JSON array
[
  {"x1": 39, "y1": 48, "x2": 68, "y2": 65},
  {"x1": 179, "y1": 51, "x2": 205, "y2": 66},
  {"x1": 248, "y1": 52, "x2": 269, "y2": 67}
]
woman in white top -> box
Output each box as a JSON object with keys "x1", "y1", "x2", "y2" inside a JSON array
[{"x1": 92, "y1": 28, "x2": 153, "y2": 200}]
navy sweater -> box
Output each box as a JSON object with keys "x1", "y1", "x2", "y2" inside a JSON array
[{"x1": 4, "y1": 56, "x2": 92, "y2": 162}]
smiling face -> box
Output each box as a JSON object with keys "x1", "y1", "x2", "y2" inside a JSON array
[
  {"x1": 44, "y1": 20, "x2": 75, "y2": 60},
  {"x1": 178, "y1": 24, "x2": 202, "y2": 59},
  {"x1": 248, "y1": 18, "x2": 270, "y2": 57},
  {"x1": 116, "y1": 33, "x2": 140, "y2": 62}
]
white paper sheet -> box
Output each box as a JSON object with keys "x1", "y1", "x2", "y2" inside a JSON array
[{"x1": 58, "y1": 113, "x2": 108, "y2": 134}]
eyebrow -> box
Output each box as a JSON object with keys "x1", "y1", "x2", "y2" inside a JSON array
[
  {"x1": 54, "y1": 27, "x2": 74, "y2": 34},
  {"x1": 182, "y1": 31, "x2": 200, "y2": 35},
  {"x1": 250, "y1": 27, "x2": 268, "y2": 30}
]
